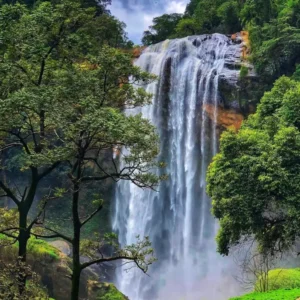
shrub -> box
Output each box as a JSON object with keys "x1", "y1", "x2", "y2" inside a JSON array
[
  {"x1": 240, "y1": 65, "x2": 249, "y2": 78},
  {"x1": 265, "y1": 269, "x2": 300, "y2": 291}
]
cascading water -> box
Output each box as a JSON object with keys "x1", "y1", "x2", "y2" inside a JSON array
[{"x1": 113, "y1": 34, "x2": 244, "y2": 300}]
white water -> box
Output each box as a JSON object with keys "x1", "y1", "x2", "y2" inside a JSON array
[{"x1": 113, "y1": 34, "x2": 243, "y2": 300}]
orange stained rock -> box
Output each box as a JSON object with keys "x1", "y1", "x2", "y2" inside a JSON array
[
  {"x1": 241, "y1": 31, "x2": 250, "y2": 59},
  {"x1": 241, "y1": 31, "x2": 249, "y2": 46},
  {"x1": 203, "y1": 104, "x2": 244, "y2": 132},
  {"x1": 132, "y1": 46, "x2": 146, "y2": 58},
  {"x1": 231, "y1": 31, "x2": 250, "y2": 60}
]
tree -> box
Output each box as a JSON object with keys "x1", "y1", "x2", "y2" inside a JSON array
[
  {"x1": 240, "y1": 0, "x2": 277, "y2": 26},
  {"x1": 233, "y1": 241, "x2": 276, "y2": 292},
  {"x1": 0, "y1": 1, "x2": 161, "y2": 298},
  {"x1": 207, "y1": 76, "x2": 300, "y2": 257},
  {"x1": 217, "y1": 0, "x2": 242, "y2": 33},
  {"x1": 184, "y1": 0, "x2": 199, "y2": 17},
  {"x1": 29, "y1": 46, "x2": 162, "y2": 300},
  {"x1": 0, "y1": 2, "x2": 96, "y2": 292},
  {"x1": 193, "y1": 0, "x2": 220, "y2": 33},
  {"x1": 249, "y1": 4, "x2": 300, "y2": 81},
  {"x1": 0, "y1": 0, "x2": 111, "y2": 14},
  {"x1": 175, "y1": 18, "x2": 197, "y2": 37},
  {"x1": 142, "y1": 13, "x2": 182, "y2": 45}
]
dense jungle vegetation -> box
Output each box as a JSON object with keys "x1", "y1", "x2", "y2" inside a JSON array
[{"x1": 0, "y1": 0, "x2": 299, "y2": 299}]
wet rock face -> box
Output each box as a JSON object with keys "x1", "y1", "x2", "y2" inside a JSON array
[
  {"x1": 203, "y1": 104, "x2": 244, "y2": 131},
  {"x1": 217, "y1": 31, "x2": 262, "y2": 115},
  {"x1": 219, "y1": 73, "x2": 261, "y2": 114},
  {"x1": 169, "y1": 32, "x2": 261, "y2": 116},
  {"x1": 49, "y1": 240, "x2": 71, "y2": 256}
]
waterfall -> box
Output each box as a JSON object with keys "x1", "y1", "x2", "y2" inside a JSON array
[{"x1": 113, "y1": 34, "x2": 243, "y2": 300}]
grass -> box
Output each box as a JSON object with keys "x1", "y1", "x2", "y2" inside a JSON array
[
  {"x1": 0, "y1": 234, "x2": 60, "y2": 260},
  {"x1": 231, "y1": 268, "x2": 300, "y2": 300},
  {"x1": 230, "y1": 289, "x2": 300, "y2": 300}
]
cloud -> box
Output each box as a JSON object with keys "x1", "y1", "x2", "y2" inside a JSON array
[{"x1": 109, "y1": 0, "x2": 189, "y2": 44}]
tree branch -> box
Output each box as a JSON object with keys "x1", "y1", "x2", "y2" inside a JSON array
[
  {"x1": 0, "y1": 229, "x2": 19, "y2": 241},
  {"x1": 38, "y1": 161, "x2": 61, "y2": 180},
  {"x1": 80, "y1": 204, "x2": 103, "y2": 228},
  {"x1": 80, "y1": 255, "x2": 146, "y2": 271},
  {"x1": 37, "y1": 226, "x2": 73, "y2": 244},
  {"x1": 81, "y1": 175, "x2": 112, "y2": 182},
  {"x1": 31, "y1": 232, "x2": 68, "y2": 240},
  {"x1": 0, "y1": 179, "x2": 20, "y2": 205}
]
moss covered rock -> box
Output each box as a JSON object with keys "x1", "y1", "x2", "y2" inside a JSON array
[{"x1": 88, "y1": 281, "x2": 129, "y2": 300}]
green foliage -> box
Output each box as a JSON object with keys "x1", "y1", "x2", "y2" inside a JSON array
[
  {"x1": 0, "y1": 259, "x2": 51, "y2": 299},
  {"x1": 142, "y1": 13, "x2": 182, "y2": 45},
  {"x1": 240, "y1": 66, "x2": 249, "y2": 78},
  {"x1": 249, "y1": 20, "x2": 300, "y2": 82},
  {"x1": 0, "y1": 0, "x2": 131, "y2": 48},
  {"x1": 142, "y1": 0, "x2": 243, "y2": 44},
  {"x1": 0, "y1": 1, "x2": 161, "y2": 298},
  {"x1": 90, "y1": 282, "x2": 128, "y2": 300},
  {"x1": 240, "y1": 0, "x2": 277, "y2": 26},
  {"x1": 207, "y1": 76, "x2": 300, "y2": 255},
  {"x1": 27, "y1": 238, "x2": 60, "y2": 260},
  {"x1": 217, "y1": 0, "x2": 241, "y2": 33},
  {"x1": 175, "y1": 18, "x2": 197, "y2": 37},
  {"x1": 0, "y1": 234, "x2": 60, "y2": 260},
  {"x1": 193, "y1": 0, "x2": 220, "y2": 33},
  {"x1": 264, "y1": 269, "x2": 300, "y2": 291},
  {"x1": 80, "y1": 233, "x2": 156, "y2": 273},
  {"x1": 246, "y1": 0, "x2": 300, "y2": 81},
  {"x1": 292, "y1": 65, "x2": 300, "y2": 81},
  {"x1": 230, "y1": 289, "x2": 300, "y2": 300}
]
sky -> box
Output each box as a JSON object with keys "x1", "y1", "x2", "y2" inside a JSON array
[{"x1": 109, "y1": 0, "x2": 189, "y2": 44}]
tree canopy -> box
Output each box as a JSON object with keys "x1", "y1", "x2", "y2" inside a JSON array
[
  {"x1": 207, "y1": 76, "x2": 300, "y2": 256},
  {"x1": 141, "y1": 13, "x2": 182, "y2": 46}
]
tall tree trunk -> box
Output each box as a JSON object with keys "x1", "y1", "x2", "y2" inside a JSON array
[
  {"x1": 18, "y1": 209, "x2": 29, "y2": 294},
  {"x1": 71, "y1": 235, "x2": 81, "y2": 300},
  {"x1": 17, "y1": 168, "x2": 38, "y2": 295},
  {"x1": 71, "y1": 159, "x2": 82, "y2": 300},
  {"x1": 2, "y1": 171, "x2": 9, "y2": 208}
]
